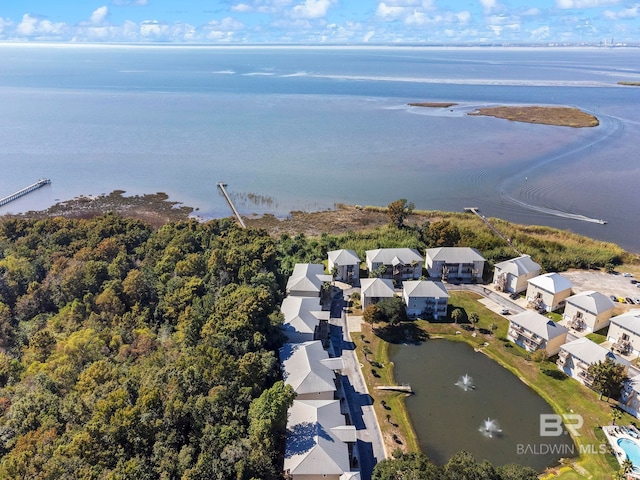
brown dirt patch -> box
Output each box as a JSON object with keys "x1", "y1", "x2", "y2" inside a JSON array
[
  {"x1": 244, "y1": 205, "x2": 443, "y2": 237},
  {"x1": 468, "y1": 106, "x2": 599, "y2": 128},
  {"x1": 7, "y1": 191, "x2": 194, "y2": 229}
]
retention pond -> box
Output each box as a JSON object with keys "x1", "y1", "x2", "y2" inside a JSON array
[{"x1": 389, "y1": 339, "x2": 575, "y2": 470}]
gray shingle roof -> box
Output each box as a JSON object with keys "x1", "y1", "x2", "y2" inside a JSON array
[
  {"x1": 366, "y1": 248, "x2": 423, "y2": 265},
  {"x1": 425, "y1": 247, "x2": 486, "y2": 263},
  {"x1": 279, "y1": 341, "x2": 338, "y2": 396},
  {"x1": 494, "y1": 255, "x2": 541, "y2": 276},
  {"x1": 566, "y1": 290, "x2": 615, "y2": 315},
  {"x1": 402, "y1": 280, "x2": 449, "y2": 299},
  {"x1": 285, "y1": 399, "x2": 353, "y2": 475},
  {"x1": 286, "y1": 263, "x2": 332, "y2": 293},
  {"x1": 528, "y1": 272, "x2": 573, "y2": 294},
  {"x1": 360, "y1": 278, "x2": 395, "y2": 298},
  {"x1": 280, "y1": 296, "x2": 329, "y2": 336},
  {"x1": 560, "y1": 337, "x2": 629, "y2": 367},
  {"x1": 328, "y1": 249, "x2": 360, "y2": 266},
  {"x1": 611, "y1": 309, "x2": 640, "y2": 336},
  {"x1": 510, "y1": 310, "x2": 569, "y2": 340}
]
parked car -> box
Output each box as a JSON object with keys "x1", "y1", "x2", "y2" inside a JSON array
[
  {"x1": 500, "y1": 308, "x2": 510, "y2": 315},
  {"x1": 610, "y1": 295, "x2": 618, "y2": 302},
  {"x1": 626, "y1": 297, "x2": 635, "y2": 304},
  {"x1": 631, "y1": 279, "x2": 638, "y2": 284},
  {"x1": 624, "y1": 273, "x2": 633, "y2": 277},
  {"x1": 635, "y1": 298, "x2": 640, "y2": 305},
  {"x1": 619, "y1": 297, "x2": 627, "y2": 303}
]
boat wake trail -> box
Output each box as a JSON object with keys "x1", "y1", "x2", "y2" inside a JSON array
[
  {"x1": 499, "y1": 112, "x2": 621, "y2": 225},
  {"x1": 501, "y1": 194, "x2": 606, "y2": 224}
]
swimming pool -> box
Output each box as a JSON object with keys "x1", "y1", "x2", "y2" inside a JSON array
[{"x1": 618, "y1": 438, "x2": 640, "y2": 468}]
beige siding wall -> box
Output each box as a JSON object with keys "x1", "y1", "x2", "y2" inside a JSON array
[{"x1": 608, "y1": 323, "x2": 640, "y2": 355}]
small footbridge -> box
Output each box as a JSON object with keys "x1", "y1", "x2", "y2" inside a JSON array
[{"x1": 375, "y1": 384, "x2": 413, "y2": 394}]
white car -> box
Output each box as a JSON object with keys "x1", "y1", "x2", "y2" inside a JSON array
[{"x1": 624, "y1": 273, "x2": 633, "y2": 277}]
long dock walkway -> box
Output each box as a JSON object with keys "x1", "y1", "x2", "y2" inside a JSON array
[
  {"x1": 0, "y1": 179, "x2": 51, "y2": 207},
  {"x1": 464, "y1": 207, "x2": 521, "y2": 256},
  {"x1": 217, "y1": 182, "x2": 246, "y2": 228}
]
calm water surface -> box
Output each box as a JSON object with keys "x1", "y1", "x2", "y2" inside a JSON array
[
  {"x1": 389, "y1": 340, "x2": 575, "y2": 470},
  {"x1": 1, "y1": 45, "x2": 639, "y2": 251}
]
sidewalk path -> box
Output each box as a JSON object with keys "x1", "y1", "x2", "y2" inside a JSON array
[{"x1": 330, "y1": 291, "x2": 386, "y2": 480}]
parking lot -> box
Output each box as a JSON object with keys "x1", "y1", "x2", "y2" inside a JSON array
[{"x1": 561, "y1": 269, "x2": 640, "y2": 308}]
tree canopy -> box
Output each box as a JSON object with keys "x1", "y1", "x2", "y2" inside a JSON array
[
  {"x1": 373, "y1": 451, "x2": 539, "y2": 480},
  {"x1": 588, "y1": 357, "x2": 628, "y2": 401},
  {"x1": 387, "y1": 199, "x2": 415, "y2": 229},
  {"x1": 0, "y1": 214, "x2": 292, "y2": 479}
]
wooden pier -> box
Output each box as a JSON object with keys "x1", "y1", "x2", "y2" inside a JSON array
[
  {"x1": 0, "y1": 179, "x2": 51, "y2": 207},
  {"x1": 375, "y1": 384, "x2": 413, "y2": 394},
  {"x1": 464, "y1": 207, "x2": 521, "y2": 256},
  {"x1": 217, "y1": 182, "x2": 246, "y2": 229}
]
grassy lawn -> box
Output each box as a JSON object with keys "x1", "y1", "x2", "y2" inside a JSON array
[
  {"x1": 586, "y1": 330, "x2": 608, "y2": 345},
  {"x1": 352, "y1": 323, "x2": 421, "y2": 455},
  {"x1": 352, "y1": 291, "x2": 633, "y2": 478}
]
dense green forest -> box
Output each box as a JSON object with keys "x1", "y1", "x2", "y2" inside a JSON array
[{"x1": 0, "y1": 214, "x2": 299, "y2": 479}]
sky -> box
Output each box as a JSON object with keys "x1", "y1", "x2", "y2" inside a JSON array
[{"x1": 0, "y1": 0, "x2": 638, "y2": 45}]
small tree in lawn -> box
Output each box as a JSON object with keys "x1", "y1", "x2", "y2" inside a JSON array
[
  {"x1": 363, "y1": 304, "x2": 383, "y2": 326},
  {"x1": 588, "y1": 357, "x2": 628, "y2": 401},
  {"x1": 377, "y1": 297, "x2": 408, "y2": 326},
  {"x1": 611, "y1": 407, "x2": 623, "y2": 426},
  {"x1": 451, "y1": 308, "x2": 463, "y2": 324},
  {"x1": 387, "y1": 199, "x2": 415, "y2": 229},
  {"x1": 488, "y1": 322, "x2": 498, "y2": 336},
  {"x1": 469, "y1": 312, "x2": 479, "y2": 330}
]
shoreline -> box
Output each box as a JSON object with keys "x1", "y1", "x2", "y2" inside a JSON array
[{"x1": 4, "y1": 195, "x2": 639, "y2": 261}]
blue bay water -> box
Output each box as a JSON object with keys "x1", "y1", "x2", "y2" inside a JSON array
[{"x1": 0, "y1": 45, "x2": 639, "y2": 251}]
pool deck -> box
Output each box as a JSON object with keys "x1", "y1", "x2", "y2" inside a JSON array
[{"x1": 603, "y1": 424, "x2": 640, "y2": 478}]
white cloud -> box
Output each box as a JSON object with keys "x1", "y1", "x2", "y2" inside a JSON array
[
  {"x1": 375, "y1": 3, "x2": 405, "y2": 19},
  {"x1": 530, "y1": 25, "x2": 551, "y2": 38},
  {"x1": 603, "y1": 4, "x2": 639, "y2": 19},
  {"x1": 15, "y1": 14, "x2": 65, "y2": 37},
  {"x1": 480, "y1": 0, "x2": 498, "y2": 13},
  {"x1": 457, "y1": 11, "x2": 472, "y2": 23},
  {"x1": 290, "y1": 0, "x2": 335, "y2": 19},
  {"x1": 231, "y1": 3, "x2": 253, "y2": 12},
  {"x1": 90, "y1": 6, "x2": 109, "y2": 25},
  {"x1": 16, "y1": 14, "x2": 38, "y2": 36},
  {"x1": 112, "y1": 0, "x2": 148, "y2": 5},
  {"x1": 0, "y1": 17, "x2": 14, "y2": 34},
  {"x1": 363, "y1": 30, "x2": 375, "y2": 42},
  {"x1": 556, "y1": 0, "x2": 619, "y2": 8},
  {"x1": 522, "y1": 8, "x2": 541, "y2": 16},
  {"x1": 230, "y1": 0, "x2": 295, "y2": 14}
]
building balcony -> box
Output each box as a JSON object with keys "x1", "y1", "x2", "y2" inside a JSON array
[{"x1": 577, "y1": 369, "x2": 595, "y2": 387}]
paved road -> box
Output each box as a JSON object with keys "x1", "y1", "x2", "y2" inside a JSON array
[{"x1": 330, "y1": 291, "x2": 386, "y2": 480}]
